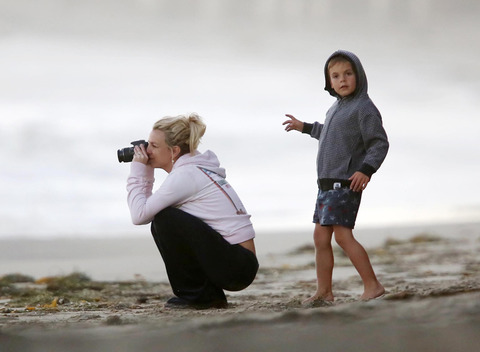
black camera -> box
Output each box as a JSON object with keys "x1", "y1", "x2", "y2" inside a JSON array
[{"x1": 117, "y1": 140, "x2": 148, "y2": 163}]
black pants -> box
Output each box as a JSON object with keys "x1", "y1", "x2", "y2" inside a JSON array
[{"x1": 151, "y1": 207, "x2": 259, "y2": 304}]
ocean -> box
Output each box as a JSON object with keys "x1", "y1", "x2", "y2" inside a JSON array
[{"x1": 1, "y1": 0, "x2": 480, "y2": 240}]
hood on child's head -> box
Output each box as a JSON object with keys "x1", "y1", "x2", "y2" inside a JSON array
[{"x1": 324, "y1": 50, "x2": 368, "y2": 99}]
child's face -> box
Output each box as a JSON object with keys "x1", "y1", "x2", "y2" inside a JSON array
[{"x1": 328, "y1": 61, "x2": 356, "y2": 97}]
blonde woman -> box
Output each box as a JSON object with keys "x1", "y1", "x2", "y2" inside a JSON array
[{"x1": 126, "y1": 113, "x2": 258, "y2": 309}]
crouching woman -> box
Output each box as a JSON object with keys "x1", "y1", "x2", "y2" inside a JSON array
[{"x1": 126, "y1": 113, "x2": 258, "y2": 309}]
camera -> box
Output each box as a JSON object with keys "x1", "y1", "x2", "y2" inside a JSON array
[{"x1": 117, "y1": 140, "x2": 148, "y2": 163}]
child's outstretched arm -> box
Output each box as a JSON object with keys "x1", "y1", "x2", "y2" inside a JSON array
[{"x1": 283, "y1": 114, "x2": 304, "y2": 132}]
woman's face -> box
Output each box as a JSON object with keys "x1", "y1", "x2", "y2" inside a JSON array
[{"x1": 147, "y1": 129, "x2": 175, "y2": 172}]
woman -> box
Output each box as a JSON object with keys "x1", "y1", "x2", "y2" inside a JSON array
[{"x1": 126, "y1": 113, "x2": 258, "y2": 309}]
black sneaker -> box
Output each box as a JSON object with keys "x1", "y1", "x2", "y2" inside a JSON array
[{"x1": 165, "y1": 297, "x2": 228, "y2": 310}]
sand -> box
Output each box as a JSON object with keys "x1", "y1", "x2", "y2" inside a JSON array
[{"x1": 1, "y1": 224, "x2": 480, "y2": 351}]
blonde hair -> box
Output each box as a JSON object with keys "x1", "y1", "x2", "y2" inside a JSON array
[{"x1": 152, "y1": 113, "x2": 206, "y2": 155}]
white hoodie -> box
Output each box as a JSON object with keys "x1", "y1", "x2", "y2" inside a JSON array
[{"x1": 127, "y1": 150, "x2": 255, "y2": 244}]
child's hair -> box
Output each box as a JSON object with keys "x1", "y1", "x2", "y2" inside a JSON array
[
  {"x1": 327, "y1": 54, "x2": 356, "y2": 75},
  {"x1": 153, "y1": 113, "x2": 206, "y2": 155}
]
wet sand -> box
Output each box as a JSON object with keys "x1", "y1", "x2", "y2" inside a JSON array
[{"x1": 1, "y1": 226, "x2": 480, "y2": 351}]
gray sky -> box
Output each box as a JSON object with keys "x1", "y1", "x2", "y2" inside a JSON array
[{"x1": 1, "y1": 0, "x2": 479, "y2": 237}]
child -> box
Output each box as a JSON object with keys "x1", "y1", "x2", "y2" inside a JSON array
[{"x1": 283, "y1": 50, "x2": 389, "y2": 303}]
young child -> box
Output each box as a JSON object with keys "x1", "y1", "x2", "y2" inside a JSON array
[{"x1": 283, "y1": 50, "x2": 389, "y2": 303}]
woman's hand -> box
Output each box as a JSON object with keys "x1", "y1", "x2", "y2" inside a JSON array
[
  {"x1": 349, "y1": 172, "x2": 370, "y2": 192},
  {"x1": 133, "y1": 145, "x2": 148, "y2": 165},
  {"x1": 282, "y1": 114, "x2": 304, "y2": 132}
]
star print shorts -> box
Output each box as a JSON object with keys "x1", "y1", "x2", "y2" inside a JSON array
[{"x1": 313, "y1": 187, "x2": 362, "y2": 229}]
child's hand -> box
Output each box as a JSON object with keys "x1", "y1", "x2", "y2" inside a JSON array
[
  {"x1": 349, "y1": 172, "x2": 370, "y2": 192},
  {"x1": 283, "y1": 114, "x2": 304, "y2": 132}
]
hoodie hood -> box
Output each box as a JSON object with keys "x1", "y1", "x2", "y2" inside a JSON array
[
  {"x1": 324, "y1": 50, "x2": 368, "y2": 99},
  {"x1": 173, "y1": 150, "x2": 226, "y2": 178}
]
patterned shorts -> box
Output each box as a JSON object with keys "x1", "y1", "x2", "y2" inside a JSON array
[{"x1": 313, "y1": 187, "x2": 362, "y2": 229}]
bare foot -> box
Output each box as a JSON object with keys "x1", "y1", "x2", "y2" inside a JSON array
[
  {"x1": 360, "y1": 283, "x2": 385, "y2": 301},
  {"x1": 302, "y1": 293, "x2": 334, "y2": 306}
]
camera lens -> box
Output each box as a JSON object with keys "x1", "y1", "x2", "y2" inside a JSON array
[
  {"x1": 117, "y1": 147, "x2": 135, "y2": 163},
  {"x1": 117, "y1": 140, "x2": 148, "y2": 163}
]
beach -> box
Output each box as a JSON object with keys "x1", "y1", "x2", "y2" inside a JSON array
[{"x1": 1, "y1": 223, "x2": 480, "y2": 351}]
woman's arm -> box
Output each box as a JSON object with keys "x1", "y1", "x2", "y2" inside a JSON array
[{"x1": 127, "y1": 164, "x2": 197, "y2": 225}]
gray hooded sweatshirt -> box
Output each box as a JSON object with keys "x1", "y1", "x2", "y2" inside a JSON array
[{"x1": 303, "y1": 50, "x2": 389, "y2": 181}]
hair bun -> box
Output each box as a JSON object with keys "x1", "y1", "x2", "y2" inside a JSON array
[
  {"x1": 188, "y1": 112, "x2": 200, "y2": 121},
  {"x1": 153, "y1": 112, "x2": 206, "y2": 155}
]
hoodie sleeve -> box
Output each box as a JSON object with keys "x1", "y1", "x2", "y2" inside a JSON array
[
  {"x1": 126, "y1": 163, "x2": 199, "y2": 225},
  {"x1": 357, "y1": 110, "x2": 389, "y2": 177},
  {"x1": 302, "y1": 122, "x2": 323, "y2": 140}
]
